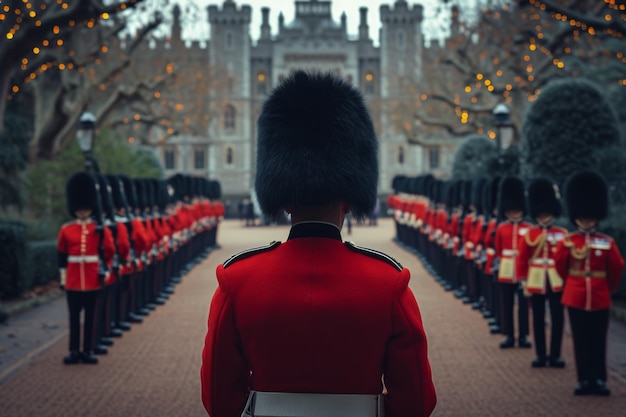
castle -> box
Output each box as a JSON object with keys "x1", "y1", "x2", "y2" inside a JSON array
[{"x1": 146, "y1": 0, "x2": 456, "y2": 203}]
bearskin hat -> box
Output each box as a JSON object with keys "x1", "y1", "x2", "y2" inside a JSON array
[
  {"x1": 461, "y1": 180, "x2": 473, "y2": 212},
  {"x1": 471, "y1": 177, "x2": 488, "y2": 214},
  {"x1": 498, "y1": 176, "x2": 526, "y2": 216},
  {"x1": 483, "y1": 176, "x2": 501, "y2": 217},
  {"x1": 119, "y1": 175, "x2": 138, "y2": 210},
  {"x1": 95, "y1": 174, "x2": 115, "y2": 221},
  {"x1": 255, "y1": 70, "x2": 378, "y2": 221},
  {"x1": 392, "y1": 175, "x2": 406, "y2": 193},
  {"x1": 564, "y1": 170, "x2": 608, "y2": 223},
  {"x1": 66, "y1": 172, "x2": 98, "y2": 218},
  {"x1": 209, "y1": 180, "x2": 222, "y2": 200},
  {"x1": 134, "y1": 178, "x2": 147, "y2": 211},
  {"x1": 446, "y1": 180, "x2": 458, "y2": 209},
  {"x1": 527, "y1": 177, "x2": 562, "y2": 219},
  {"x1": 106, "y1": 175, "x2": 127, "y2": 211}
]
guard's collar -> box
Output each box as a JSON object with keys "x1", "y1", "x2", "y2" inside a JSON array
[{"x1": 288, "y1": 221, "x2": 342, "y2": 241}]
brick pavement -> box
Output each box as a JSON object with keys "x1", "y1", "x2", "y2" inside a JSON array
[{"x1": 0, "y1": 218, "x2": 625, "y2": 417}]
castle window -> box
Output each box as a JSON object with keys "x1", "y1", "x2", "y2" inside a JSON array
[
  {"x1": 226, "y1": 147, "x2": 234, "y2": 166},
  {"x1": 396, "y1": 30, "x2": 406, "y2": 49},
  {"x1": 397, "y1": 146, "x2": 405, "y2": 165},
  {"x1": 224, "y1": 105, "x2": 236, "y2": 132},
  {"x1": 364, "y1": 72, "x2": 375, "y2": 95},
  {"x1": 164, "y1": 148, "x2": 176, "y2": 170},
  {"x1": 429, "y1": 147, "x2": 440, "y2": 169},
  {"x1": 257, "y1": 72, "x2": 268, "y2": 95},
  {"x1": 193, "y1": 148, "x2": 206, "y2": 170}
]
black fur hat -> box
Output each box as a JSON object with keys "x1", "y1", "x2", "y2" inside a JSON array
[
  {"x1": 462, "y1": 180, "x2": 473, "y2": 212},
  {"x1": 255, "y1": 70, "x2": 378, "y2": 220},
  {"x1": 392, "y1": 175, "x2": 406, "y2": 193},
  {"x1": 209, "y1": 180, "x2": 222, "y2": 200},
  {"x1": 471, "y1": 177, "x2": 488, "y2": 214},
  {"x1": 564, "y1": 170, "x2": 608, "y2": 223},
  {"x1": 119, "y1": 175, "x2": 138, "y2": 210},
  {"x1": 498, "y1": 176, "x2": 526, "y2": 216},
  {"x1": 95, "y1": 174, "x2": 115, "y2": 221},
  {"x1": 66, "y1": 172, "x2": 98, "y2": 218},
  {"x1": 106, "y1": 175, "x2": 127, "y2": 211},
  {"x1": 527, "y1": 177, "x2": 562, "y2": 219},
  {"x1": 134, "y1": 178, "x2": 147, "y2": 211},
  {"x1": 483, "y1": 176, "x2": 501, "y2": 216}
]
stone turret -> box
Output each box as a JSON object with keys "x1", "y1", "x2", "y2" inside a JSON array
[{"x1": 359, "y1": 7, "x2": 369, "y2": 41}]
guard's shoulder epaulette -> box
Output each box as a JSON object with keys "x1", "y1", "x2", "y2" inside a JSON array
[
  {"x1": 223, "y1": 241, "x2": 281, "y2": 268},
  {"x1": 344, "y1": 241, "x2": 403, "y2": 271}
]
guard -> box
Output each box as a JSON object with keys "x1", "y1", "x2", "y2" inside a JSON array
[
  {"x1": 200, "y1": 71, "x2": 437, "y2": 417},
  {"x1": 555, "y1": 170, "x2": 624, "y2": 396},
  {"x1": 57, "y1": 172, "x2": 115, "y2": 364}
]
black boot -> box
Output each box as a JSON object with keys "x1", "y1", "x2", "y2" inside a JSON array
[
  {"x1": 592, "y1": 380, "x2": 611, "y2": 396},
  {"x1": 499, "y1": 337, "x2": 515, "y2": 349},
  {"x1": 93, "y1": 345, "x2": 108, "y2": 355},
  {"x1": 574, "y1": 380, "x2": 593, "y2": 396},
  {"x1": 63, "y1": 351, "x2": 80, "y2": 365},
  {"x1": 518, "y1": 336, "x2": 532, "y2": 348},
  {"x1": 79, "y1": 351, "x2": 99, "y2": 364},
  {"x1": 548, "y1": 357, "x2": 565, "y2": 368},
  {"x1": 531, "y1": 357, "x2": 547, "y2": 368}
]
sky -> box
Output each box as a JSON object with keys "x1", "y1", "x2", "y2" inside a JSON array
[{"x1": 163, "y1": 0, "x2": 451, "y2": 45}]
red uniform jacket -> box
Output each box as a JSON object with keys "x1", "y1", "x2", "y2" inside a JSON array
[
  {"x1": 462, "y1": 213, "x2": 476, "y2": 260},
  {"x1": 554, "y1": 231, "x2": 624, "y2": 310},
  {"x1": 201, "y1": 223, "x2": 436, "y2": 417},
  {"x1": 57, "y1": 219, "x2": 115, "y2": 291},
  {"x1": 495, "y1": 220, "x2": 531, "y2": 283},
  {"x1": 483, "y1": 219, "x2": 497, "y2": 275},
  {"x1": 107, "y1": 221, "x2": 131, "y2": 284},
  {"x1": 516, "y1": 225, "x2": 567, "y2": 294}
]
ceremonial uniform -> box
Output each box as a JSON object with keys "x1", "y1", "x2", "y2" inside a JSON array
[
  {"x1": 58, "y1": 172, "x2": 115, "y2": 364},
  {"x1": 495, "y1": 176, "x2": 531, "y2": 348},
  {"x1": 201, "y1": 71, "x2": 436, "y2": 417},
  {"x1": 554, "y1": 170, "x2": 624, "y2": 396},
  {"x1": 516, "y1": 178, "x2": 567, "y2": 367},
  {"x1": 201, "y1": 223, "x2": 436, "y2": 417}
]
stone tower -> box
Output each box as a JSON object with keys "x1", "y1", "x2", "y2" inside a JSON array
[
  {"x1": 207, "y1": 0, "x2": 254, "y2": 195},
  {"x1": 379, "y1": 0, "x2": 424, "y2": 189}
]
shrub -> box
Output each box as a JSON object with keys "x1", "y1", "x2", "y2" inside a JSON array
[{"x1": 0, "y1": 220, "x2": 27, "y2": 299}]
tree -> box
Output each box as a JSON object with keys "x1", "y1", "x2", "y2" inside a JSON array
[
  {"x1": 409, "y1": 1, "x2": 626, "y2": 143},
  {"x1": 520, "y1": 77, "x2": 623, "y2": 185},
  {"x1": 0, "y1": 0, "x2": 150, "y2": 136},
  {"x1": 451, "y1": 134, "x2": 499, "y2": 180}
]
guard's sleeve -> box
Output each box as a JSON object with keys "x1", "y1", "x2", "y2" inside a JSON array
[
  {"x1": 103, "y1": 226, "x2": 116, "y2": 264},
  {"x1": 553, "y1": 239, "x2": 569, "y2": 281},
  {"x1": 57, "y1": 227, "x2": 68, "y2": 268},
  {"x1": 607, "y1": 240, "x2": 625, "y2": 293},
  {"x1": 201, "y1": 265, "x2": 249, "y2": 417},
  {"x1": 383, "y1": 268, "x2": 437, "y2": 417},
  {"x1": 516, "y1": 233, "x2": 530, "y2": 281}
]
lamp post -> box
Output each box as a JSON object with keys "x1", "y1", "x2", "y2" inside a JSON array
[
  {"x1": 492, "y1": 103, "x2": 513, "y2": 150},
  {"x1": 76, "y1": 111, "x2": 98, "y2": 172}
]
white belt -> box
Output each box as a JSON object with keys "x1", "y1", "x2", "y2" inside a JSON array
[
  {"x1": 530, "y1": 258, "x2": 555, "y2": 266},
  {"x1": 242, "y1": 391, "x2": 384, "y2": 417},
  {"x1": 502, "y1": 249, "x2": 517, "y2": 257},
  {"x1": 67, "y1": 255, "x2": 99, "y2": 263}
]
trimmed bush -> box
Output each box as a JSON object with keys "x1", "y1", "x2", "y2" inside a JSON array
[
  {"x1": 451, "y1": 134, "x2": 499, "y2": 180},
  {"x1": 25, "y1": 240, "x2": 58, "y2": 289},
  {"x1": 0, "y1": 220, "x2": 27, "y2": 299}
]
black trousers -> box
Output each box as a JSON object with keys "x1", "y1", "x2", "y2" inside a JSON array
[
  {"x1": 66, "y1": 290, "x2": 99, "y2": 353},
  {"x1": 568, "y1": 307, "x2": 610, "y2": 383},
  {"x1": 530, "y1": 290, "x2": 564, "y2": 359},
  {"x1": 499, "y1": 282, "x2": 529, "y2": 339}
]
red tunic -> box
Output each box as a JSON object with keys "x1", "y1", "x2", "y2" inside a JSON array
[
  {"x1": 462, "y1": 213, "x2": 476, "y2": 260},
  {"x1": 554, "y1": 231, "x2": 624, "y2": 310},
  {"x1": 57, "y1": 219, "x2": 115, "y2": 291},
  {"x1": 201, "y1": 223, "x2": 436, "y2": 417},
  {"x1": 483, "y1": 219, "x2": 498, "y2": 275},
  {"x1": 516, "y1": 225, "x2": 567, "y2": 294},
  {"x1": 494, "y1": 220, "x2": 531, "y2": 283}
]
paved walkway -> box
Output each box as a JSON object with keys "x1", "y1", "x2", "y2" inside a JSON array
[{"x1": 0, "y1": 219, "x2": 625, "y2": 416}]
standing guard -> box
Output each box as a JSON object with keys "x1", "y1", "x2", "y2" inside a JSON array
[
  {"x1": 58, "y1": 172, "x2": 115, "y2": 364},
  {"x1": 516, "y1": 178, "x2": 567, "y2": 368},
  {"x1": 555, "y1": 170, "x2": 624, "y2": 396},
  {"x1": 495, "y1": 176, "x2": 531, "y2": 349},
  {"x1": 201, "y1": 71, "x2": 436, "y2": 417}
]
